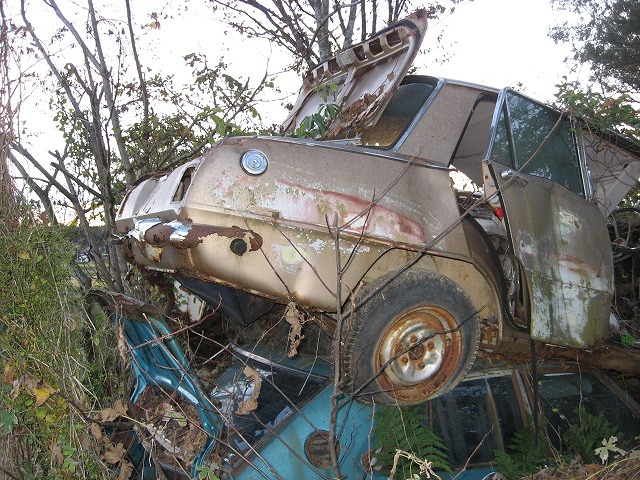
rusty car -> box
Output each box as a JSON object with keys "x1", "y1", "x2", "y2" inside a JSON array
[
  {"x1": 98, "y1": 292, "x2": 640, "y2": 479},
  {"x1": 115, "y1": 8, "x2": 640, "y2": 410}
]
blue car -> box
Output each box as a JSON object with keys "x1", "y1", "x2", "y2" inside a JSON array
[{"x1": 96, "y1": 292, "x2": 640, "y2": 480}]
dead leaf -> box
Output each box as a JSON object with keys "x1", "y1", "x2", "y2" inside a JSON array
[
  {"x1": 2, "y1": 363, "x2": 16, "y2": 383},
  {"x1": 33, "y1": 386, "x2": 52, "y2": 407},
  {"x1": 117, "y1": 460, "x2": 134, "y2": 480},
  {"x1": 90, "y1": 421, "x2": 104, "y2": 442},
  {"x1": 98, "y1": 399, "x2": 128, "y2": 422},
  {"x1": 102, "y1": 441, "x2": 126, "y2": 464},
  {"x1": 51, "y1": 443, "x2": 64, "y2": 465},
  {"x1": 115, "y1": 324, "x2": 129, "y2": 364},
  {"x1": 585, "y1": 463, "x2": 603, "y2": 474},
  {"x1": 284, "y1": 302, "x2": 305, "y2": 357},
  {"x1": 235, "y1": 366, "x2": 262, "y2": 415}
]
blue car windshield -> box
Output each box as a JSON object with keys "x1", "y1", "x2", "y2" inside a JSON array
[{"x1": 210, "y1": 347, "x2": 329, "y2": 467}]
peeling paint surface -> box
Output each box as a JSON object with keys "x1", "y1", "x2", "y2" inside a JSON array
[{"x1": 491, "y1": 163, "x2": 614, "y2": 347}]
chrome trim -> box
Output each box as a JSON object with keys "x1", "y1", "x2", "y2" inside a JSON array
[
  {"x1": 441, "y1": 77, "x2": 501, "y2": 94},
  {"x1": 484, "y1": 88, "x2": 510, "y2": 163},
  {"x1": 574, "y1": 122, "x2": 596, "y2": 201},
  {"x1": 129, "y1": 217, "x2": 161, "y2": 242},
  {"x1": 166, "y1": 220, "x2": 191, "y2": 244}
]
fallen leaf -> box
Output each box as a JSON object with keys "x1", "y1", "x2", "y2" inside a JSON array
[
  {"x1": 117, "y1": 460, "x2": 134, "y2": 480},
  {"x1": 102, "y1": 441, "x2": 126, "y2": 464},
  {"x1": 235, "y1": 366, "x2": 262, "y2": 415},
  {"x1": 51, "y1": 443, "x2": 64, "y2": 465},
  {"x1": 284, "y1": 302, "x2": 305, "y2": 357},
  {"x1": 98, "y1": 399, "x2": 128, "y2": 422},
  {"x1": 90, "y1": 422, "x2": 103, "y2": 442},
  {"x1": 33, "y1": 386, "x2": 52, "y2": 407},
  {"x1": 2, "y1": 363, "x2": 16, "y2": 383}
]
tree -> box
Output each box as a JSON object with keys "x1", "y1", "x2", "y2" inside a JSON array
[
  {"x1": 550, "y1": 0, "x2": 640, "y2": 96},
  {"x1": 209, "y1": 0, "x2": 472, "y2": 71},
  {"x1": 0, "y1": 0, "x2": 17, "y2": 220},
  {"x1": 550, "y1": 0, "x2": 639, "y2": 165},
  {"x1": 7, "y1": 0, "x2": 271, "y2": 294}
]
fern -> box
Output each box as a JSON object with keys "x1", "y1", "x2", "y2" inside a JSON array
[
  {"x1": 373, "y1": 405, "x2": 450, "y2": 478},
  {"x1": 494, "y1": 422, "x2": 550, "y2": 480},
  {"x1": 562, "y1": 408, "x2": 620, "y2": 464}
]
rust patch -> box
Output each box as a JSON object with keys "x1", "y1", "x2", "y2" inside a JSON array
[
  {"x1": 143, "y1": 222, "x2": 263, "y2": 251},
  {"x1": 278, "y1": 179, "x2": 425, "y2": 244}
]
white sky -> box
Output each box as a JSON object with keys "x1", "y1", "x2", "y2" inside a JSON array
[
  {"x1": 420, "y1": 0, "x2": 577, "y2": 101},
  {"x1": 135, "y1": 0, "x2": 579, "y2": 121},
  {"x1": 15, "y1": 0, "x2": 580, "y2": 160}
]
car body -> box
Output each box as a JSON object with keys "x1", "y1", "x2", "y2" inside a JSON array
[
  {"x1": 112, "y1": 9, "x2": 640, "y2": 476},
  {"x1": 97, "y1": 292, "x2": 640, "y2": 479}
]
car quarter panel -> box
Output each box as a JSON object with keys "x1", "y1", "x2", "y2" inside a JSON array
[{"x1": 117, "y1": 136, "x2": 474, "y2": 310}]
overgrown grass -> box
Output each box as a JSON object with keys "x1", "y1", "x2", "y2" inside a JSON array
[{"x1": 0, "y1": 207, "x2": 123, "y2": 479}]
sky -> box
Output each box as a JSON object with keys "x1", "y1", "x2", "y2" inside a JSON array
[
  {"x1": 132, "y1": 0, "x2": 580, "y2": 122},
  {"x1": 13, "y1": 0, "x2": 581, "y2": 179},
  {"x1": 419, "y1": 0, "x2": 578, "y2": 100}
]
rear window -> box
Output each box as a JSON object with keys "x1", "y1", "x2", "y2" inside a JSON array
[
  {"x1": 538, "y1": 372, "x2": 640, "y2": 449},
  {"x1": 359, "y1": 79, "x2": 436, "y2": 148},
  {"x1": 426, "y1": 374, "x2": 524, "y2": 467}
]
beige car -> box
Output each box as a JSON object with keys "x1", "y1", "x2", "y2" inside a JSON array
[{"x1": 116, "y1": 10, "x2": 640, "y2": 406}]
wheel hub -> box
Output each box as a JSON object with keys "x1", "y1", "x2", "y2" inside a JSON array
[{"x1": 376, "y1": 306, "x2": 462, "y2": 402}]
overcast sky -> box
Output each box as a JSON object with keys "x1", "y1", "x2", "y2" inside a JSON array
[
  {"x1": 17, "y1": 0, "x2": 580, "y2": 148},
  {"x1": 137, "y1": 0, "x2": 579, "y2": 121}
]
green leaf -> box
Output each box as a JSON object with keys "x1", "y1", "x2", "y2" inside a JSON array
[{"x1": 0, "y1": 410, "x2": 17, "y2": 436}]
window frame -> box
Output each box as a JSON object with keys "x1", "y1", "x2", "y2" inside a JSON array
[{"x1": 486, "y1": 89, "x2": 589, "y2": 197}]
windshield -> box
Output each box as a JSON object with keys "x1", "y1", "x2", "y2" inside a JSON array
[{"x1": 211, "y1": 347, "x2": 329, "y2": 468}]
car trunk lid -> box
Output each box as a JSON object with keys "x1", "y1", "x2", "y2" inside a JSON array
[{"x1": 281, "y1": 9, "x2": 428, "y2": 138}]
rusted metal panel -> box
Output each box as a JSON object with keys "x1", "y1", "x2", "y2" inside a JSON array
[
  {"x1": 580, "y1": 130, "x2": 640, "y2": 216},
  {"x1": 282, "y1": 10, "x2": 428, "y2": 136},
  {"x1": 486, "y1": 161, "x2": 614, "y2": 348},
  {"x1": 398, "y1": 82, "x2": 485, "y2": 164},
  {"x1": 115, "y1": 135, "x2": 475, "y2": 310}
]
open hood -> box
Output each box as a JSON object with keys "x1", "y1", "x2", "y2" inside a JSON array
[{"x1": 281, "y1": 9, "x2": 428, "y2": 138}]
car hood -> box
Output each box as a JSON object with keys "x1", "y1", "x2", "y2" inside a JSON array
[{"x1": 281, "y1": 9, "x2": 428, "y2": 138}]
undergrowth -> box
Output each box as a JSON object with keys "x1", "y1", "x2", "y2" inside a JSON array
[
  {"x1": 373, "y1": 404, "x2": 450, "y2": 479},
  {"x1": 496, "y1": 408, "x2": 636, "y2": 480},
  {"x1": 0, "y1": 206, "x2": 123, "y2": 479}
]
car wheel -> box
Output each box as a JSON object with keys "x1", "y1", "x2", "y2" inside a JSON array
[{"x1": 341, "y1": 269, "x2": 480, "y2": 405}]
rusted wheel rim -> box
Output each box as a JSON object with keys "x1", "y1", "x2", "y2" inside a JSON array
[{"x1": 376, "y1": 306, "x2": 462, "y2": 402}]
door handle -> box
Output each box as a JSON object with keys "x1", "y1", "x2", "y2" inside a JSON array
[
  {"x1": 500, "y1": 168, "x2": 527, "y2": 186},
  {"x1": 500, "y1": 169, "x2": 515, "y2": 179}
]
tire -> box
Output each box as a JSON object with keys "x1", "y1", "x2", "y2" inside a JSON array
[{"x1": 341, "y1": 269, "x2": 480, "y2": 406}]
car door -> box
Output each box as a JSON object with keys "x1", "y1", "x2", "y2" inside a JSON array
[{"x1": 482, "y1": 89, "x2": 614, "y2": 348}]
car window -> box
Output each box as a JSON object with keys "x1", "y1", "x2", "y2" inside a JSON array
[
  {"x1": 359, "y1": 80, "x2": 436, "y2": 148},
  {"x1": 450, "y1": 98, "x2": 497, "y2": 188},
  {"x1": 426, "y1": 375, "x2": 524, "y2": 467},
  {"x1": 538, "y1": 372, "x2": 640, "y2": 447},
  {"x1": 211, "y1": 350, "x2": 329, "y2": 466},
  {"x1": 490, "y1": 92, "x2": 584, "y2": 196}
]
